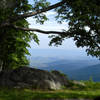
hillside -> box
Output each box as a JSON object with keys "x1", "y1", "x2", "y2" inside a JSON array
[
  {"x1": 68, "y1": 64, "x2": 100, "y2": 82},
  {"x1": 29, "y1": 56, "x2": 100, "y2": 81},
  {"x1": 29, "y1": 56, "x2": 100, "y2": 69},
  {"x1": 39, "y1": 61, "x2": 100, "y2": 82}
]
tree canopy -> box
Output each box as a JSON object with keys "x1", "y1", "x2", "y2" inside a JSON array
[{"x1": 0, "y1": 0, "x2": 100, "y2": 70}]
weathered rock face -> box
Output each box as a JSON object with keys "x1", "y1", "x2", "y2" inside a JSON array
[{"x1": 0, "y1": 67, "x2": 69, "y2": 90}]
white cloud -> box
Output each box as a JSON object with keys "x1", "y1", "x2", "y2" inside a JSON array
[{"x1": 44, "y1": 11, "x2": 57, "y2": 16}]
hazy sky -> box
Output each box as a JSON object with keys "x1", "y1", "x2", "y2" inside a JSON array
[{"x1": 28, "y1": 0, "x2": 85, "y2": 50}]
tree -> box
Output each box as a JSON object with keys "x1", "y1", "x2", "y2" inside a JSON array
[
  {"x1": 0, "y1": 0, "x2": 100, "y2": 70},
  {"x1": 0, "y1": 0, "x2": 39, "y2": 70}
]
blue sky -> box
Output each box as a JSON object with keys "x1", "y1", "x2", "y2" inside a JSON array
[{"x1": 29, "y1": 0, "x2": 58, "y2": 4}]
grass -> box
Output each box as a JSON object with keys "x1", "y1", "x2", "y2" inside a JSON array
[
  {"x1": 0, "y1": 88, "x2": 100, "y2": 99},
  {"x1": 0, "y1": 81, "x2": 100, "y2": 100}
]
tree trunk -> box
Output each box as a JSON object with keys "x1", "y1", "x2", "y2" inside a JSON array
[
  {"x1": 1, "y1": 60, "x2": 8, "y2": 71},
  {"x1": 0, "y1": 60, "x2": 3, "y2": 71}
]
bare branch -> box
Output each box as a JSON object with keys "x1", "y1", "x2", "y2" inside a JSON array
[
  {"x1": 11, "y1": 0, "x2": 66, "y2": 22},
  {"x1": 13, "y1": 25, "x2": 67, "y2": 35}
]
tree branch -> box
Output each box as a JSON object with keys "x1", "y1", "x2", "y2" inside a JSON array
[
  {"x1": 13, "y1": 25, "x2": 67, "y2": 35},
  {"x1": 11, "y1": 0, "x2": 66, "y2": 22}
]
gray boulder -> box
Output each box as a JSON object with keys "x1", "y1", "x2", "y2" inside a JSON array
[{"x1": 0, "y1": 67, "x2": 69, "y2": 90}]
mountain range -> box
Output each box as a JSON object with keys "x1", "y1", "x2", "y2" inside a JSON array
[{"x1": 28, "y1": 49, "x2": 100, "y2": 82}]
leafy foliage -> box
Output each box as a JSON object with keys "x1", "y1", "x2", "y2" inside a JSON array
[
  {"x1": 0, "y1": 0, "x2": 50, "y2": 70},
  {"x1": 33, "y1": 0, "x2": 50, "y2": 24},
  {"x1": 50, "y1": 0, "x2": 100, "y2": 58},
  {"x1": 0, "y1": 0, "x2": 34, "y2": 70}
]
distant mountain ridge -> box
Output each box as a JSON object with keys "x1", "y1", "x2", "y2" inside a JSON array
[
  {"x1": 28, "y1": 49, "x2": 95, "y2": 60},
  {"x1": 68, "y1": 64, "x2": 100, "y2": 82},
  {"x1": 29, "y1": 56, "x2": 100, "y2": 82},
  {"x1": 28, "y1": 49, "x2": 100, "y2": 81}
]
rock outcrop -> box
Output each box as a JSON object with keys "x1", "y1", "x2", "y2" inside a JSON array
[{"x1": 0, "y1": 67, "x2": 69, "y2": 90}]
